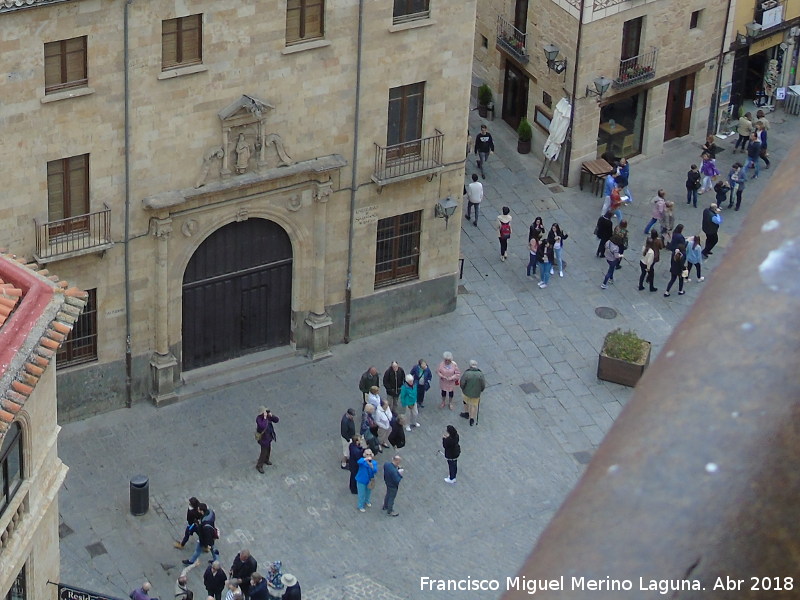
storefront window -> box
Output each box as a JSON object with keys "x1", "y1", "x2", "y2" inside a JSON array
[{"x1": 597, "y1": 91, "x2": 647, "y2": 159}]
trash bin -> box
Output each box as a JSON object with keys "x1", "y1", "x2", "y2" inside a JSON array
[{"x1": 130, "y1": 475, "x2": 149, "y2": 516}]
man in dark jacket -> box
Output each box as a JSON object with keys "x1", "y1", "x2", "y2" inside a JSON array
[
  {"x1": 183, "y1": 504, "x2": 219, "y2": 565},
  {"x1": 248, "y1": 573, "x2": 268, "y2": 600},
  {"x1": 459, "y1": 360, "x2": 487, "y2": 427},
  {"x1": 174, "y1": 496, "x2": 202, "y2": 549},
  {"x1": 595, "y1": 212, "x2": 614, "y2": 257},
  {"x1": 702, "y1": 204, "x2": 722, "y2": 258},
  {"x1": 280, "y1": 574, "x2": 301, "y2": 600},
  {"x1": 340, "y1": 408, "x2": 356, "y2": 468},
  {"x1": 358, "y1": 366, "x2": 379, "y2": 407},
  {"x1": 383, "y1": 361, "x2": 405, "y2": 412},
  {"x1": 474, "y1": 124, "x2": 495, "y2": 179},
  {"x1": 744, "y1": 132, "x2": 762, "y2": 179},
  {"x1": 230, "y1": 549, "x2": 258, "y2": 598},
  {"x1": 382, "y1": 455, "x2": 404, "y2": 517},
  {"x1": 203, "y1": 561, "x2": 227, "y2": 600}
]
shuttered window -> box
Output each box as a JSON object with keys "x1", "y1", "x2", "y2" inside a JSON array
[
  {"x1": 162, "y1": 14, "x2": 202, "y2": 70},
  {"x1": 44, "y1": 37, "x2": 87, "y2": 93},
  {"x1": 47, "y1": 155, "x2": 90, "y2": 235},
  {"x1": 375, "y1": 211, "x2": 421, "y2": 287},
  {"x1": 286, "y1": 0, "x2": 324, "y2": 45}
]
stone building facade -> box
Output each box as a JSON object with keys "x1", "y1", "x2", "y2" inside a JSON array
[
  {"x1": 0, "y1": 0, "x2": 475, "y2": 418},
  {"x1": 473, "y1": 0, "x2": 728, "y2": 184},
  {"x1": 0, "y1": 253, "x2": 87, "y2": 600}
]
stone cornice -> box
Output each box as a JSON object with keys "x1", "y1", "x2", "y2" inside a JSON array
[{"x1": 0, "y1": 0, "x2": 75, "y2": 13}]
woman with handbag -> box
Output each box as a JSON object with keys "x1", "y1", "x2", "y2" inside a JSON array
[
  {"x1": 664, "y1": 245, "x2": 687, "y2": 297},
  {"x1": 255, "y1": 407, "x2": 279, "y2": 473},
  {"x1": 547, "y1": 223, "x2": 568, "y2": 277},
  {"x1": 355, "y1": 449, "x2": 378, "y2": 512}
]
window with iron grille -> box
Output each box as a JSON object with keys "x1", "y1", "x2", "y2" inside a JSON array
[
  {"x1": 44, "y1": 36, "x2": 87, "y2": 94},
  {"x1": 57, "y1": 288, "x2": 98, "y2": 368},
  {"x1": 5, "y1": 564, "x2": 26, "y2": 600},
  {"x1": 162, "y1": 14, "x2": 202, "y2": 70},
  {"x1": 393, "y1": 0, "x2": 430, "y2": 24},
  {"x1": 0, "y1": 422, "x2": 23, "y2": 521},
  {"x1": 286, "y1": 0, "x2": 324, "y2": 44},
  {"x1": 375, "y1": 212, "x2": 421, "y2": 287}
]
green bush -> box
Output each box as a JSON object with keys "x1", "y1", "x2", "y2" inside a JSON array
[
  {"x1": 517, "y1": 117, "x2": 533, "y2": 142},
  {"x1": 477, "y1": 84, "x2": 493, "y2": 107},
  {"x1": 602, "y1": 329, "x2": 649, "y2": 364}
]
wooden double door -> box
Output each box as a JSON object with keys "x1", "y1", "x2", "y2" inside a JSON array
[{"x1": 665, "y1": 73, "x2": 695, "y2": 141}]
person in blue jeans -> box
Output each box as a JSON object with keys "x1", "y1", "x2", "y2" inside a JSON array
[
  {"x1": 743, "y1": 133, "x2": 761, "y2": 179},
  {"x1": 527, "y1": 233, "x2": 540, "y2": 278},
  {"x1": 600, "y1": 235, "x2": 622, "y2": 289},
  {"x1": 537, "y1": 240, "x2": 554, "y2": 289},
  {"x1": 355, "y1": 449, "x2": 378, "y2": 512},
  {"x1": 685, "y1": 164, "x2": 701, "y2": 207},
  {"x1": 183, "y1": 504, "x2": 219, "y2": 565}
]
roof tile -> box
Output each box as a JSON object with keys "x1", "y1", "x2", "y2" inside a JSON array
[{"x1": 11, "y1": 380, "x2": 33, "y2": 396}]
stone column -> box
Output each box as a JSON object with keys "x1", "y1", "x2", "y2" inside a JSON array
[
  {"x1": 221, "y1": 127, "x2": 232, "y2": 178},
  {"x1": 149, "y1": 217, "x2": 179, "y2": 406},
  {"x1": 304, "y1": 182, "x2": 333, "y2": 360}
]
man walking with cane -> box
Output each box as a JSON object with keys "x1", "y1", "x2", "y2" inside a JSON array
[{"x1": 459, "y1": 360, "x2": 486, "y2": 427}]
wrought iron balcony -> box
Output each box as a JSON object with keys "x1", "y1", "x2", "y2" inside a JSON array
[
  {"x1": 372, "y1": 130, "x2": 444, "y2": 189},
  {"x1": 496, "y1": 15, "x2": 529, "y2": 63},
  {"x1": 34, "y1": 203, "x2": 113, "y2": 263},
  {"x1": 612, "y1": 47, "x2": 658, "y2": 89}
]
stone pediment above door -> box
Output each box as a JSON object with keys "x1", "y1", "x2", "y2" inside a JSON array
[{"x1": 218, "y1": 94, "x2": 274, "y2": 127}]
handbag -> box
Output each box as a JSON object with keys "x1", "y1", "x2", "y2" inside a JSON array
[
  {"x1": 254, "y1": 430, "x2": 264, "y2": 442},
  {"x1": 681, "y1": 269, "x2": 689, "y2": 278},
  {"x1": 367, "y1": 478, "x2": 376, "y2": 489}
]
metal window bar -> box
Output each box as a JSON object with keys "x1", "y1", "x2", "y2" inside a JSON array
[
  {"x1": 373, "y1": 130, "x2": 443, "y2": 182},
  {"x1": 34, "y1": 203, "x2": 111, "y2": 259},
  {"x1": 374, "y1": 212, "x2": 421, "y2": 288},
  {"x1": 56, "y1": 289, "x2": 98, "y2": 368},
  {"x1": 613, "y1": 47, "x2": 657, "y2": 89},
  {"x1": 496, "y1": 15, "x2": 529, "y2": 62}
]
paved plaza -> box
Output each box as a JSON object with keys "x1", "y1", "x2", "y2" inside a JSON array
[{"x1": 58, "y1": 105, "x2": 798, "y2": 600}]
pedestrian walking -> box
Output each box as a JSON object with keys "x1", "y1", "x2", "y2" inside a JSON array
[
  {"x1": 348, "y1": 436, "x2": 365, "y2": 494},
  {"x1": 204, "y1": 561, "x2": 227, "y2": 600},
  {"x1": 174, "y1": 496, "x2": 202, "y2": 549},
  {"x1": 536, "y1": 239, "x2": 554, "y2": 288},
  {"x1": 699, "y1": 153, "x2": 720, "y2": 193},
  {"x1": 358, "y1": 366, "x2": 379, "y2": 408},
  {"x1": 399, "y1": 374, "x2": 420, "y2": 431},
  {"x1": 527, "y1": 231, "x2": 541, "y2": 279},
  {"x1": 382, "y1": 455, "x2": 404, "y2": 517},
  {"x1": 638, "y1": 238, "x2": 657, "y2": 292},
  {"x1": 183, "y1": 503, "x2": 219, "y2": 565},
  {"x1": 734, "y1": 112, "x2": 753, "y2": 153},
  {"x1": 600, "y1": 234, "x2": 622, "y2": 289},
  {"x1": 612, "y1": 220, "x2": 629, "y2": 270},
  {"x1": 660, "y1": 203, "x2": 675, "y2": 248},
  {"x1": 609, "y1": 179, "x2": 629, "y2": 222},
  {"x1": 355, "y1": 449, "x2": 379, "y2": 512},
  {"x1": 437, "y1": 352, "x2": 460, "y2": 410},
  {"x1": 340, "y1": 408, "x2": 356, "y2": 469},
  {"x1": 755, "y1": 121, "x2": 770, "y2": 169},
  {"x1": 459, "y1": 360, "x2": 486, "y2": 427},
  {"x1": 280, "y1": 574, "x2": 301, "y2": 600},
  {"x1": 442, "y1": 425, "x2": 461, "y2": 484},
  {"x1": 255, "y1": 407, "x2": 279, "y2": 472},
  {"x1": 547, "y1": 223, "x2": 568, "y2": 278},
  {"x1": 230, "y1": 549, "x2": 258, "y2": 599},
  {"x1": 382, "y1": 361, "x2": 405, "y2": 412},
  {"x1": 374, "y1": 399, "x2": 392, "y2": 449},
  {"x1": 727, "y1": 163, "x2": 743, "y2": 208},
  {"x1": 702, "y1": 204, "x2": 722, "y2": 258},
  {"x1": 685, "y1": 235, "x2": 704, "y2": 282},
  {"x1": 732, "y1": 175, "x2": 745, "y2": 212},
  {"x1": 686, "y1": 164, "x2": 701, "y2": 207},
  {"x1": 175, "y1": 563, "x2": 199, "y2": 600},
  {"x1": 474, "y1": 124, "x2": 494, "y2": 179},
  {"x1": 701, "y1": 135, "x2": 719, "y2": 159},
  {"x1": 644, "y1": 190, "x2": 666, "y2": 235},
  {"x1": 409, "y1": 359, "x2": 432, "y2": 408},
  {"x1": 496, "y1": 206, "x2": 512, "y2": 262},
  {"x1": 667, "y1": 223, "x2": 685, "y2": 252},
  {"x1": 664, "y1": 245, "x2": 687, "y2": 297},
  {"x1": 743, "y1": 132, "x2": 761, "y2": 179},
  {"x1": 528, "y1": 216, "x2": 545, "y2": 242},
  {"x1": 595, "y1": 211, "x2": 614, "y2": 257},
  {"x1": 755, "y1": 108, "x2": 770, "y2": 131},
  {"x1": 130, "y1": 583, "x2": 155, "y2": 600},
  {"x1": 464, "y1": 173, "x2": 483, "y2": 226}
]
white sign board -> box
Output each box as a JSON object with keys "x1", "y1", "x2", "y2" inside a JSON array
[
  {"x1": 762, "y1": 6, "x2": 783, "y2": 28},
  {"x1": 776, "y1": 87, "x2": 786, "y2": 100},
  {"x1": 355, "y1": 205, "x2": 379, "y2": 226}
]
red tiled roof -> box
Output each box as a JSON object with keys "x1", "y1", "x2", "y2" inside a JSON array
[{"x1": 0, "y1": 251, "x2": 87, "y2": 439}]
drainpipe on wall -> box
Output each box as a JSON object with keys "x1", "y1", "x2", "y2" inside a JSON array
[
  {"x1": 343, "y1": 0, "x2": 365, "y2": 344},
  {"x1": 709, "y1": 0, "x2": 736, "y2": 135},
  {"x1": 561, "y1": 0, "x2": 585, "y2": 187},
  {"x1": 123, "y1": 0, "x2": 133, "y2": 407}
]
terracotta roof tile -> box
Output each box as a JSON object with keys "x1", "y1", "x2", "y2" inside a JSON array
[
  {"x1": 25, "y1": 363, "x2": 45, "y2": 377},
  {"x1": 40, "y1": 337, "x2": 60, "y2": 350},
  {"x1": 51, "y1": 321, "x2": 71, "y2": 335},
  {"x1": 46, "y1": 329, "x2": 66, "y2": 344},
  {"x1": 2, "y1": 399, "x2": 22, "y2": 414},
  {"x1": 0, "y1": 410, "x2": 13, "y2": 424},
  {"x1": 11, "y1": 380, "x2": 33, "y2": 396},
  {"x1": 6, "y1": 390, "x2": 26, "y2": 404}
]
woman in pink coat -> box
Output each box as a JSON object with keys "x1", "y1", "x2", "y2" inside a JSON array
[{"x1": 437, "y1": 351, "x2": 461, "y2": 410}]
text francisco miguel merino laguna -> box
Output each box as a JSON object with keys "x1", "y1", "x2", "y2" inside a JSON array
[{"x1": 420, "y1": 575, "x2": 707, "y2": 595}]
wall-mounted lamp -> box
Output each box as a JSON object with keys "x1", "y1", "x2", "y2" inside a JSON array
[
  {"x1": 745, "y1": 21, "x2": 763, "y2": 38},
  {"x1": 736, "y1": 31, "x2": 748, "y2": 45},
  {"x1": 434, "y1": 196, "x2": 459, "y2": 227},
  {"x1": 585, "y1": 76, "x2": 612, "y2": 101},
  {"x1": 543, "y1": 44, "x2": 568, "y2": 74}
]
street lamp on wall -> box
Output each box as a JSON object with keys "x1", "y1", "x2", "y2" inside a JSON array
[
  {"x1": 736, "y1": 31, "x2": 748, "y2": 45},
  {"x1": 543, "y1": 44, "x2": 568, "y2": 74},
  {"x1": 585, "y1": 76, "x2": 612, "y2": 101},
  {"x1": 434, "y1": 196, "x2": 459, "y2": 227},
  {"x1": 745, "y1": 21, "x2": 763, "y2": 38}
]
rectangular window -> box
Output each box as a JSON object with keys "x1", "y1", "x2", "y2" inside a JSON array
[
  {"x1": 47, "y1": 154, "x2": 90, "y2": 236},
  {"x1": 393, "y1": 0, "x2": 430, "y2": 24},
  {"x1": 6, "y1": 564, "x2": 26, "y2": 600},
  {"x1": 387, "y1": 82, "x2": 424, "y2": 148},
  {"x1": 286, "y1": 0, "x2": 324, "y2": 45},
  {"x1": 689, "y1": 10, "x2": 701, "y2": 29},
  {"x1": 57, "y1": 288, "x2": 98, "y2": 368},
  {"x1": 0, "y1": 422, "x2": 23, "y2": 520},
  {"x1": 44, "y1": 36, "x2": 87, "y2": 94},
  {"x1": 621, "y1": 16, "x2": 643, "y2": 60},
  {"x1": 162, "y1": 14, "x2": 202, "y2": 70},
  {"x1": 375, "y1": 211, "x2": 421, "y2": 287}
]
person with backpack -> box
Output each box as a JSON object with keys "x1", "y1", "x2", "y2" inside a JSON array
[
  {"x1": 496, "y1": 206, "x2": 512, "y2": 262},
  {"x1": 183, "y1": 503, "x2": 219, "y2": 565},
  {"x1": 174, "y1": 496, "x2": 202, "y2": 549}
]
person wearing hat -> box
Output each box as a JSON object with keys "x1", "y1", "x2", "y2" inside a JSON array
[
  {"x1": 340, "y1": 408, "x2": 356, "y2": 469},
  {"x1": 701, "y1": 204, "x2": 722, "y2": 258},
  {"x1": 399, "y1": 374, "x2": 420, "y2": 432},
  {"x1": 280, "y1": 574, "x2": 301, "y2": 600},
  {"x1": 255, "y1": 407, "x2": 279, "y2": 473},
  {"x1": 459, "y1": 360, "x2": 486, "y2": 427}
]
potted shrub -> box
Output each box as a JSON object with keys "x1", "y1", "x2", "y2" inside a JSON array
[
  {"x1": 597, "y1": 328, "x2": 651, "y2": 387},
  {"x1": 517, "y1": 117, "x2": 532, "y2": 154},
  {"x1": 477, "y1": 84, "x2": 493, "y2": 118}
]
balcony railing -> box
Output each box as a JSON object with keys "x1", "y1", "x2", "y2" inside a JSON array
[
  {"x1": 496, "y1": 15, "x2": 529, "y2": 63},
  {"x1": 612, "y1": 47, "x2": 657, "y2": 89},
  {"x1": 34, "y1": 203, "x2": 113, "y2": 263},
  {"x1": 372, "y1": 130, "x2": 444, "y2": 189}
]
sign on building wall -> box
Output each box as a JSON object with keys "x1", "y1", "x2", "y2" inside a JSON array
[
  {"x1": 354, "y1": 205, "x2": 379, "y2": 226},
  {"x1": 762, "y1": 6, "x2": 783, "y2": 29},
  {"x1": 58, "y1": 584, "x2": 125, "y2": 600}
]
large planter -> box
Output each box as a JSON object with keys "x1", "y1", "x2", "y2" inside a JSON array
[
  {"x1": 478, "y1": 104, "x2": 489, "y2": 118},
  {"x1": 517, "y1": 139, "x2": 531, "y2": 154},
  {"x1": 597, "y1": 339, "x2": 651, "y2": 387}
]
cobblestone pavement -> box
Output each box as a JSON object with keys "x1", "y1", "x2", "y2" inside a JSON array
[{"x1": 58, "y1": 103, "x2": 799, "y2": 600}]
